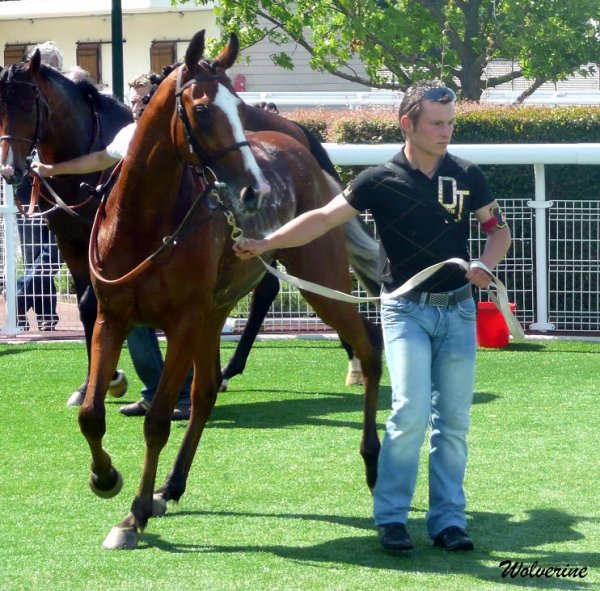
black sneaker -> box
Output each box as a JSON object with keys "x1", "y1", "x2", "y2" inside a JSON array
[
  {"x1": 119, "y1": 399, "x2": 150, "y2": 417},
  {"x1": 433, "y1": 526, "x2": 475, "y2": 551},
  {"x1": 377, "y1": 523, "x2": 414, "y2": 553},
  {"x1": 171, "y1": 403, "x2": 191, "y2": 421}
]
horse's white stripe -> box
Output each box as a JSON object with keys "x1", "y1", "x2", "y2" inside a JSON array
[{"x1": 214, "y1": 85, "x2": 269, "y2": 193}]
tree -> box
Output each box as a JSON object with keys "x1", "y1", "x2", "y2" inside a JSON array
[{"x1": 174, "y1": 0, "x2": 599, "y2": 102}]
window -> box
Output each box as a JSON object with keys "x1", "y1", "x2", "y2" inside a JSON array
[
  {"x1": 76, "y1": 42, "x2": 101, "y2": 85},
  {"x1": 150, "y1": 41, "x2": 176, "y2": 75},
  {"x1": 3, "y1": 44, "x2": 27, "y2": 67}
]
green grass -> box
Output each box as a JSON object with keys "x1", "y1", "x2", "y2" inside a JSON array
[{"x1": 0, "y1": 339, "x2": 598, "y2": 591}]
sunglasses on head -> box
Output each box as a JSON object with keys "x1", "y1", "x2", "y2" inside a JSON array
[{"x1": 423, "y1": 87, "x2": 456, "y2": 102}]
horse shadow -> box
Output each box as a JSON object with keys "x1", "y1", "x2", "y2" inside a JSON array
[
  {"x1": 140, "y1": 507, "x2": 597, "y2": 588},
  {"x1": 161, "y1": 385, "x2": 498, "y2": 432}
]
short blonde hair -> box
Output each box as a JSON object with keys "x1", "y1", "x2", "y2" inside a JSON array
[{"x1": 128, "y1": 73, "x2": 155, "y2": 89}]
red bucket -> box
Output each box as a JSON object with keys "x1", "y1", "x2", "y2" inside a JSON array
[{"x1": 476, "y1": 301, "x2": 516, "y2": 348}]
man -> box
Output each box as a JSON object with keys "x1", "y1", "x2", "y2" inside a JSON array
[
  {"x1": 33, "y1": 74, "x2": 192, "y2": 420},
  {"x1": 234, "y1": 81, "x2": 512, "y2": 553}
]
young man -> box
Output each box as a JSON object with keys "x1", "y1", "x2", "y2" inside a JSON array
[
  {"x1": 234, "y1": 81, "x2": 511, "y2": 553},
  {"x1": 32, "y1": 74, "x2": 193, "y2": 420}
]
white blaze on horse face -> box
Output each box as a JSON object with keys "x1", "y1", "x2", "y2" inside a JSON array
[{"x1": 213, "y1": 85, "x2": 271, "y2": 204}]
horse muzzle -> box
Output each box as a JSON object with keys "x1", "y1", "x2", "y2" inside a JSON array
[
  {"x1": 240, "y1": 180, "x2": 270, "y2": 212},
  {"x1": 0, "y1": 163, "x2": 25, "y2": 186}
]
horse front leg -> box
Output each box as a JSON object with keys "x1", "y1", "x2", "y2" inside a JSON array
[
  {"x1": 66, "y1": 280, "x2": 95, "y2": 406},
  {"x1": 102, "y1": 330, "x2": 195, "y2": 550},
  {"x1": 78, "y1": 312, "x2": 128, "y2": 500},
  {"x1": 155, "y1": 319, "x2": 224, "y2": 511},
  {"x1": 288, "y1": 245, "x2": 383, "y2": 491}
]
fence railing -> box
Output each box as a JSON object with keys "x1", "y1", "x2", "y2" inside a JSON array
[
  {"x1": 2, "y1": 143, "x2": 600, "y2": 337},
  {"x1": 239, "y1": 90, "x2": 600, "y2": 110}
]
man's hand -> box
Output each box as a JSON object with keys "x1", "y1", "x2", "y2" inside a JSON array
[
  {"x1": 30, "y1": 162, "x2": 53, "y2": 178},
  {"x1": 466, "y1": 262, "x2": 494, "y2": 289},
  {"x1": 233, "y1": 237, "x2": 269, "y2": 260}
]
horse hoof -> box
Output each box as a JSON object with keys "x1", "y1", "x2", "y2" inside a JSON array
[
  {"x1": 219, "y1": 379, "x2": 229, "y2": 392},
  {"x1": 107, "y1": 370, "x2": 128, "y2": 398},
  {"x1": 345, "y1": 369, "x2": 364, "y2": 387},
  {"x1": 66, "y1": 389, "x2": 85, "y2": 407},
  {"x1": 89, "y1": 468, "x2": 124, "y2": 499},
  {"x1": 152, "y1": 494, "x2": 168, "y2": 517},
  {"x1": 102, "y1": 526, "x2": 139, "y2": 550}
]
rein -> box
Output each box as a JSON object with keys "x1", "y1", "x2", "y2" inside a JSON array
[
  {"x1": 88, "y1": 65, "x2": 253, "y2": 286},
  {"x1": 89, "y1": 169, "x2": 219, "y2": 286},
  {"x1": 2, "y1": 71, "x2": 106, "y2": 224},
  {"x1": 248, "y1": 253, "x2": 525, "y2": 341}
]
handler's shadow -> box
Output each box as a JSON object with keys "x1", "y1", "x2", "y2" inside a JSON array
[{"x1": 142, "y1": 507, "x2": 597, "y2": 588}]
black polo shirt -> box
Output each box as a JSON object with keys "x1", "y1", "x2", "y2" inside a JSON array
[{"x1": 344, "y1": 148, "x2": 494, "y2": 293}]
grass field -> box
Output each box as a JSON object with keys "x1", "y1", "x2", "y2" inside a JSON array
[{"x1": 0, "y1": 338, "x2": 598, "y2": 591}]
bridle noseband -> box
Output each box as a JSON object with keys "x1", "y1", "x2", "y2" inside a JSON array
[{"x1": 174, "y1": 65, "x2": 250, "y2": 167}]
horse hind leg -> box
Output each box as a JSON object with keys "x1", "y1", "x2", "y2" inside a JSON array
[
  {"x1": 286, "y1": 243, "x2": 383, "y2": 490},
  {"x1": 220, "y1": 268, "x2": 279, "y2": 391},
  {"x1": 340, "y1": 338, "x2": 365, "y2": 387}
]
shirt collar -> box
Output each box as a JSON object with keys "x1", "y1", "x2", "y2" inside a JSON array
[{"x1": 392, "y1": 147, "x2": 449, "y2": 177}]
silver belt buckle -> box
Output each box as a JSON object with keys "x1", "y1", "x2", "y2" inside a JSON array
[{"x1": 429, "y1": 292, "x2": 450, "y2": 306}]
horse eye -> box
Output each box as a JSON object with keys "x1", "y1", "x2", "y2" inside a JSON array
[
  {"x1": 19, "y1": 100, "x2": 34, "y2": 114},
  {"x1": 194, "y1": 104, "x2": 209, "y2": 116}
]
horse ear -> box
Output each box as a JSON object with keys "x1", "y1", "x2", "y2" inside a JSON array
[
  {"x1": 214, "y1": 33, "x2": 239, "y2": 71},
  {"x1": 185, "y1": 29, "x2": 206, "y2": 69},
  {"x1": 27, "y1": 49, "x2": 42, "y2": 74}
]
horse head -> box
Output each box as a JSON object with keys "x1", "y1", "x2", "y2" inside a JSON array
[
  {"x1": 174, "y1": 29, "x2": 271, "y2": 212},
  {"x1": 0, "y1": 51, "x2": 46, "y2": 186}
]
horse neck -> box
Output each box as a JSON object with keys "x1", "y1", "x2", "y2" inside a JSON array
[
  {"x1": 38, "y1": 79, "x2": 94, "y2": 162},
  {"x1": 110, "y1": 111, "x2": 186, "y2": 229}
]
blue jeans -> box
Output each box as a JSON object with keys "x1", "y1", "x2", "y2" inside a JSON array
[
  {"x1": 16, "y1": 214, "x2": 61, "y2": 328},
  {"x1": 126, "y1": 326, "x2": 192, "y2": 405},
  {"x1": 374, "y1": 290, "x2": 477, "y2": 539}
]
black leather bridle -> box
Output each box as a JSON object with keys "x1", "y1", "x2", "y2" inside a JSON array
[
  {"x1": 0, "y1": 75, "x2": 46, "y2": 167},
  {"x1": 173, "y1": 64, "x2": 250, "y2": 167}
]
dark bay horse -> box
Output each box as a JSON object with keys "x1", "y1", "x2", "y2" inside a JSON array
[
  {"x1": 0, "y1": 55, "x2": 132, "y2": 402},
  {"x1": 81, "y1": 30, "x2": 382, "y2": 549}
]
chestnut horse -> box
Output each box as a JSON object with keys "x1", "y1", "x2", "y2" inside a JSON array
[
  {"x1": 0, "y1": 53, "x2": 377, "y2": 399},
  {"x1": 81, "y1": 30, "x2": 382, "y2": 549}
]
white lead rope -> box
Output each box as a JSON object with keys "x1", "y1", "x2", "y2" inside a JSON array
[{"x1": 256, "y1": 255, "x2": 526, "y2": 342}]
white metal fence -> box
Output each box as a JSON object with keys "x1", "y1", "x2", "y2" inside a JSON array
[{"x1": 2, "y1": 143, "x2": 600, "y2": 337}]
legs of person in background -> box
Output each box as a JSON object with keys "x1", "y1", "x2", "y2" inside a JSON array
[
  {"x1": 15, "y1": 210, "x2": 61, "y2": 331},
  {"x1": 121, "y1": 326, "x2": 193, "y2": 420}
]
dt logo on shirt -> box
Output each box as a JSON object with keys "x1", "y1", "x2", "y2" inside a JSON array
[{"x1": 438, "y1": 176, "x2": 469, "y2": 221}]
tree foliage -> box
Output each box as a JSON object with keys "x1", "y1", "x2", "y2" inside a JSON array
[{"x1": 175, "y1": 0, "x2": 599, "y2": 101}]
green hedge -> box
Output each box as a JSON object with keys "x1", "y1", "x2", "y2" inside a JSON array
[{"x1": 289, "y1": 105, "x2": 600, "y2": 201}]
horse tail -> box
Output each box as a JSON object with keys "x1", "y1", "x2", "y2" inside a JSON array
[
  {"x1": 320, "y1": 174, "x2": 381, "y2": 298},
  {"x1": 344, "y1": 216, "x2": 382, "y2": 298},
  {"x1": 294, "y1": 121, "x2": 342, "y2": 183}
]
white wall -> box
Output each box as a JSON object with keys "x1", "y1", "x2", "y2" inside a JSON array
[
  {"x1": 0, "y1": 0, "x2": 371, "y2": 95},
  {"x1": 0, "y1": 1, "x2": 218, "y2": 94}
]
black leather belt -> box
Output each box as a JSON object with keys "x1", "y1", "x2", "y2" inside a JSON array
[{"x1": 401, "y1": 284, "x2": 472, "y2": 307}]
